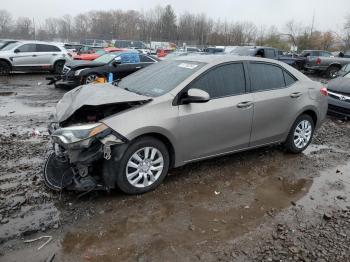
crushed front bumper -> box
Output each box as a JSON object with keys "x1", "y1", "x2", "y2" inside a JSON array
[{"x1": 44, "y1": 124, "x2": 129, "y2": 192}]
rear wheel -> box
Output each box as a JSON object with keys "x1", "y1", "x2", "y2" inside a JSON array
[
  {"x1": 0, "y1": 61, "x2": 11, "y2": 76},
  {"x1": 284, "y1": 114, "x2": 314, "y2": 153},
  {"x1": 326, "y1": 66, "x2": 340, "y2": 79},
  {"x1": 53, "y1": 60, "x2": 65, "y2": 74},
  {"x1": 111, "y1": 137, "x2": 170, "y2": 194}
]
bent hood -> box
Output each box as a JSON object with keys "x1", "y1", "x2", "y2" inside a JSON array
[
  {"x1": 327, "y1": 77, "x2": 350, "y2": 95},
  {"x1": 56, "y1": 83, "x2": 151, "y2": 123}
]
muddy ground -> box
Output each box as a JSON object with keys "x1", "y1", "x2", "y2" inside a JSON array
[{"x1": 0, "y1": 73, "x2": 349, "y2": 262}]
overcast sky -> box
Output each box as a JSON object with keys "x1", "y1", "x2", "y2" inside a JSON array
[{"x1": 2, "y1": 0, "x2": 349, "y2": 32}]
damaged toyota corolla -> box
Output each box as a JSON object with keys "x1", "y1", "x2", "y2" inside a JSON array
[{"x1": 44, "y1": 55, "x2": 328, "y2": 194}]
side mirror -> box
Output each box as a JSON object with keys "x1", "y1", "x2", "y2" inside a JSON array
[
  {"x1": 181, "y1": 88, "x2": 210, "y2": 104},
  {"x1": 112, "y1": 57, "x2": 122, "y2": 67},
  {"x1": 14, "y1": 49, "x2": 20, "y2": 53}
]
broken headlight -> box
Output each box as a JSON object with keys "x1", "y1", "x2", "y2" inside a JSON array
[{"x1": 51, "y1": 123, "x2": 109, "y2": 146}]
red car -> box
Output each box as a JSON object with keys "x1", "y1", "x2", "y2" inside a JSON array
[{"x1": 73, "y1": 47, "x2": 126, "y2": 61}]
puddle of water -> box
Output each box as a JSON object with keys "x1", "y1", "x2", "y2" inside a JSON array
[{"x1": 55, "y1": 153, "x2": 314, "y2": 261}]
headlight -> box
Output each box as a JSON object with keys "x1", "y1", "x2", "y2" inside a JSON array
[
  {"x1": 74, "y1": 69, "x2": 86, "y2": 76},
  {"x1": 52, "y1": 123, "x2": 109, "y2": 145}
]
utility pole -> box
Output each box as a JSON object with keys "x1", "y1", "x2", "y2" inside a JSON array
[{"x1": 32, "y1": 17, "x2": 36, "y2": 40}]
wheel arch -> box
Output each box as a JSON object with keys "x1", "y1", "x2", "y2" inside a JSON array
[
  {"x1": 0, "y1": 58, "x2": 12, "y2": 69},
  {"x1": 132, "y1": 132, "x2": 176, "y2": 169}
]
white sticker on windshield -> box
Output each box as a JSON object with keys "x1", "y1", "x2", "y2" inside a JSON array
[{"x1": 178, "y1": 63, "x2": 198, "y2": 69}]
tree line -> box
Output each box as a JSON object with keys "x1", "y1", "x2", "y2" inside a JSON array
[{"x1": 0, "y1": 5, "x2": 350, "y2": 51}]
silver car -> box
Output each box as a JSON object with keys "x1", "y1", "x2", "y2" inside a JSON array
[
  {"x1": 44, "y1": 56, "x2": 328, "y2": 194},
  {"x1": 0, "y1": 41, "x2": 71, "y2": 75}
]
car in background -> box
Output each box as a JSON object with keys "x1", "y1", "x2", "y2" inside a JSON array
[
  {"x1": 80, "y1": 39, "x2": 108, "y2": 47},
  {"x1": 336, "y1": 63, "x2": 350, "y2": 77},
  {"x1": 156, "y1": 48, "x2": 174, "y2": 58},
  {"x1": 301, "y1": 50, "x2": 350, "y2": 78},
  {"x1": 0, "y1": 40, "x2": 18, "y2": 50},
  {"x1": 73, "y1": 47, "x2": 126, "y2": 61},
  {"x1": 327, "y1": 71, "x2": 350, "y2": 118},
  {"x1": 203, "y1": 46, "x2": 225, "y2": 54},
  {"x1": 44, "y1": 55, "x2": 327, "y2": 194},
  {"x1": 0, "y1": 41, "x2": 71, "y2": 75},
  {"x1": 231, "y1": 46, "x2": 305, "y2": 70},
  {"x1": 48, "y1": 51, "x2": 159, "y2": 89}
]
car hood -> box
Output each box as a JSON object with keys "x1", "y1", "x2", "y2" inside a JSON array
[
  {"x1": 56, "y1": 83, "x2": 151, "y2": 123},
  {"x1": 327, "y1": 77, "x2": 350, "y2": 95},
  {"x1": 65, "y1": 60, "x2": 106, "y2": 70}
]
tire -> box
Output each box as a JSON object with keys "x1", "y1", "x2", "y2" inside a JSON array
[
  {"x1": 284, "y1": 114, "x2": 314, "y2": 153},
  {"x1": 112, "y1": 137, "x2": 170, "y2": 194},
  {"x1": 326, "y1": 66, "x2": 340, "y2": 79},
  {"x1": 0, "y1": 60, "x2": 11, "y2": 76},
  {"x1": 84, "y1": 73, "x2": 100, "y2": 84},
  {"x1": 53, "y1": 60, "x2": 65, "y2": 74}
]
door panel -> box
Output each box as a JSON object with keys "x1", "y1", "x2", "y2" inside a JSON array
[
  {"x1": 178, "y1": 94, "x2": 253, "y2": 161},
  {"x1": 250, "y1": 84, "x2": 305, "y2": 146},
  {"x1": 11, "y1": 44, "x2": 37, "y2": 68}
]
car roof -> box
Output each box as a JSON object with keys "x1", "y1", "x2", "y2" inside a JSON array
[
  {"x1": 13, "y1": 40, "x2": 63, "y2": 46},
  {"x1": 173, "y1": 54, "x2": 277, "y2": 64}
]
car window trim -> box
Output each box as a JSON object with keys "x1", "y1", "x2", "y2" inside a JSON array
[
  {"x1": 247, "y1": 61, "x2": 298, "y2": 93},
  {"x1": 173, "y1": 61, "x2": 248, "y2": 105}
]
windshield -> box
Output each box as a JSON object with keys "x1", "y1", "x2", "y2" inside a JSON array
[
  {"x1": 344, "y1": 72, "x2": 350, "y2": 79},
  {"x1": 1, "y1": 42, "x2": 20, "y2": 51},
  {"x1": 119, "y1": 60, "x2": 206, "y2": 97},
  {"x1": 94, "y1": 53, "x2": 117, "y2": 63},
  {"x1": 231, "y1": 46, "x2": 256, "y2": 56}
]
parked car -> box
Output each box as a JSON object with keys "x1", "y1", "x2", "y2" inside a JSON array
[
  {"x1": 73, "y1": 48, "x2": 126, "y2": 61},
  {"x1": 336, "y1": 63, "x2": 350, "y2": 77},
  {"x1": 44, "y1": 55, "x2": 328, "y2": 194},
  {"x1": 231, "y1": 46, "x2": 305, "y2": 70},
  {"x1": 0, "y1": 41, "x2": 71, "y2": 75},
  {"x1": 301, "y1": 50, "x2": 350, "y2": 78},
  {"x1": 327, "y1": 72, "x2": 350, "y2": 117},
  {"x1": 0, "y1": 39, "x2": 18, "y2": 50},
  {"x1": 80, "y1": 39, "x2": 108, "y2": 47},
  {"x1": 47, "y1": 51, "x2": 159, "y2": 89}
]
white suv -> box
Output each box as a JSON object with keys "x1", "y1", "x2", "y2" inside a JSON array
[{"x1": 0, "y1": 41, "x2": 71, "y2": 75}]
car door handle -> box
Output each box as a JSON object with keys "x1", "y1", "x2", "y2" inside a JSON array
[
  {"x1": 52, "y1": 54, "x2": 58, "y2": 56},
  {"x1": 237, "y1": 101, "x2": 253, "y2": 108},
  {"x1": 32, "y1": 55, "x2": 37, "y2": 57},
  {"x1": 290, "y1": 92, "x2": 302, "y2": 98},
  {"x1": 135, "y1": 66, "x2": 142, "y2": 69}
]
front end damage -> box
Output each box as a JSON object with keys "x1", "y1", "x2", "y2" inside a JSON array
[{"x1": 43, "y1": 83, "x2": 151, "y2": 192}]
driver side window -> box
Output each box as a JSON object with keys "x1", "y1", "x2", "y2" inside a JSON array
[
  {"x1": 188, "y1": 63, "x2": 246, "y2": 99},
  {"x1": 17, "y1": 44, "x2": 37, "y2": 52}
]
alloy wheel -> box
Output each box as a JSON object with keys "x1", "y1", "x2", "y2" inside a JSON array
[
  {"x1": 85, "y1": 74, "x2": 98, "y2": 84},
  {"x1": 126, "y1": 147, "x2": 164, "y2": 188},
  {"x1": 293, "y1": 120, "x2": 312, "y2": 149}
]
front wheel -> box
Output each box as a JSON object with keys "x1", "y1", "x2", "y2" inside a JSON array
[
  {"x1": 84, "y1": 73, "x2": 99, "y2": 84},
  {"x1": 284, "y1": 114, "x2": 314, "y2": 153},
  {"x1": 326, "y1": 66, "x2": 339, "y2": 79},
  {"x1": 0, "y1": 61, "x2": 11, "y2": 76},
  {"x1": 111, "y1": 137, "x2": 170, "y2": 194}
]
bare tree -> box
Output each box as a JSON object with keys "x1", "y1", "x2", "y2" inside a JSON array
[{"x1": 0, "y1": 9, "x2": 12, "y2": 36}]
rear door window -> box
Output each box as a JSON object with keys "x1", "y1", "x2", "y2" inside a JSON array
[
  {"x1": 320, "y1": 51, "x2": 332, "y2": 57},
  {"x1": 189, "y1": 63, "x2": 246, "y2": 98},
  {"x1": 249, "y1": 63, "x2": 286, "y2": 92},
  {"x1": 17, "y1": 44, "x2": 37, "y2": 52},
  {"x1": 283, "y1": 71, "x2": 297, "y2": 86},
  {"x1": 37, "y1": 44, "x2": 61, "y2": 52},
  {"x1": 140, "y1": 55, "x2": 155, "y2": 63}
]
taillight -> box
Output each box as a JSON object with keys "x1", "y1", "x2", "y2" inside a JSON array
[
  {"x1": 320, "y1": 87, "x2": 328, "y2": 96},
  {"x1": 316, "y1": 57, "x2": 321, "y2": 65}
]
